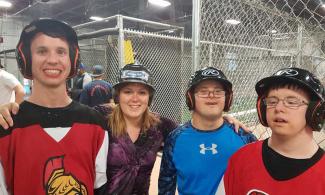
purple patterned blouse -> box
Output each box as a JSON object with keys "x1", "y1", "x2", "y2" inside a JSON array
[{"x1": 94, "y1": 105, "x2": 178, "y2": 195}]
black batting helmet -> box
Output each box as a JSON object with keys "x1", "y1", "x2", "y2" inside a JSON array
[
  {"x1": 113, "y1": 63, "x2": 155, "y2": 105},
  {"x1": 186, "y1": 67, "x2": 233, "y2": 111},
  {"x1": 16, "y1": 18, "x2": 80, "y2": 79},
  {"x1": 255, "y1": 67, "x2": 324, "y2": 131}
]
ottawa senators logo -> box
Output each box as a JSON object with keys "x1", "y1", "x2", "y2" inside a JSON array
[
  {"x1": 43, "y1": 156, "x2": 88, "y2": 195},
  {"x1": 247, "y1": 189, "x2": 269, "y2": 195}
]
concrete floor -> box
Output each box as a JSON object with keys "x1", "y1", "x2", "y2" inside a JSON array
[
  {"x1": 149, "y1": 152, "x2": 178, "y2": 195},
  {"x1": 149, "y1": 154, "x2": 162, "y2": 195}
]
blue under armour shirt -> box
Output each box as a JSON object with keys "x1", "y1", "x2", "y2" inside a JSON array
[{"x1": 158, "y1": 121, "x2": 256, "y2": 195}]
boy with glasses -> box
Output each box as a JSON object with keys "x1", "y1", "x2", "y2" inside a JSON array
[
  {"x1": 219, "y1": 67, "x2": 325, "y2": 195},
  {"x1": 158, "y1": 67, "x2": 256, "y2": 195}
]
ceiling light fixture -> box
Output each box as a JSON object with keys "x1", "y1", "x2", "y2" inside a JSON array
[
  {"x1": 322, "y1": 4, "x2": 325, "y2": 8},
  {"x1": 90, "y1": 16, "x2": 104, "y2": 21},
  {"x1": 271, "y1": 30, "x2": 277, "y2": 33},
  {"x1": 148, "y1": 0, "x2": 171, "y2": 7},
  {"x1": 0, "y1": 0, "x2": 12, "y2": 8},
  {"x1": 225, "y1": 19, "x2": 241, "y2": 25}
]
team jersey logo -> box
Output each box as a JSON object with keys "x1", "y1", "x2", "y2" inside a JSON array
[
  {"x1": 247, "y1": 189, "x2": 269, "y2": 195},
  {"x1": 274, "y1": 68, "x2": 298, "y2": 77},
  {"x1": 199, "y1": 143, "x2": 218, "y2": 154},
  {"x1": 90, "y1": 84, "x2": 111, "y2": 96},
  {"x1": 43, "y1": 156, "x2": 88, "y2": 195},
  {"x1": 201, "y1": 69, "x2": 220, "y2": 77}
]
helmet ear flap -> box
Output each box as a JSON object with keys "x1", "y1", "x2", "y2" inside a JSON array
[
  {"x1": 16, "y1": 42, "x2": 33, "y2": 79},
  {"x1": 113, "y1": 88, "x2": 119, "y2": 104},
  {"x1": 114, "y1": 95, "x2": 119, "y2": 104},
  {"x1": 257, "y1": 95, "x2": 268, "y2": 127},
  {"x1": 148, "y1": 88, "x2": 155, "y2": 106},
  {"x1": 224, "y1": 90, "x2": 233, "y2": 112},
  {"x1": 186, "y1": 91, "x2": 194, "y2": 110},
  {"x1": 306, "y1": 100, "x2": 324, "y2": 131},
  {"x1": 67, "y1": 45, "x2": 80, "y2": 79}
]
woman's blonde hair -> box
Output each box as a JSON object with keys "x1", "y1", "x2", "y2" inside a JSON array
[{"x1": 109, "y1": 105, "x2": 160, "y2": 137}]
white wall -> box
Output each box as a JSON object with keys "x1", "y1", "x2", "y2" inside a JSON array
[{"x1": 0, "y1": 17, "x2": 30, "y2": 80}]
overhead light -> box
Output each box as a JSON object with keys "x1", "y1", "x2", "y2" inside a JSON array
[
  {"x1": 148, "y1": 0, "x2": 171, "y2": 7},
  {"x1": 271, "y1": 30, "x2": 277, "y2": 34},
  {"x1": 322, "y1": 4, "x2": 325, "y2": 8},
  {"x1": 0, "y1": 0, "x2": 12, "y2": 8},
  {"x1": 90, "y1": 16, "x2": 104, "y2": 21},
  {"x1": 225, "y1": 19, "x2": 240, "y2": 25}
]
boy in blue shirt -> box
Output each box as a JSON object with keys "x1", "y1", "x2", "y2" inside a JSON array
[{"x1": 158, "y1": 67, "x2": 256, "y2": 195}]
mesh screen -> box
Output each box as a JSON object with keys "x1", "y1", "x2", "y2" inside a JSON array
[
  {"x1": 0, "y1": 7, "x2": 323, "y2": 145},
  {"x1": 79, "y1": 30, "x2": 192, "y2": 122},
  {"x1": 200, "y1": 0, "x2": 325, "y2": 145}
]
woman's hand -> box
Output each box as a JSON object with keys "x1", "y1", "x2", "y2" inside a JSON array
[
  {"x1": 0, "y1": 102, "x2": 19, "y2": 129},
  {"x1": 223, "y1": 114, "x2": 252, "y2": 133},
  {"x1": 103, "y1": 102, "x2": 117, "y2": 109}
]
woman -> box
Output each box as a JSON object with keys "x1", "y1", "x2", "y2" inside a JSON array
[
  {"x1": 0, "y1": 63, "x2": 250, "y2": 195},
  {"x1": 96, "y1": 63, "x2": 178, "y2": 194}
]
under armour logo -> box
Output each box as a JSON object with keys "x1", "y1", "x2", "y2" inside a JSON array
[
  {"x1": 275, "y1": 69, "x2": 298, "y2": 77},
  {"x1": 199, "y1": 144, "x2": 218, "y2": 154},
  {"x1": 202, "y1": 69, "x2": 220, "y2": 76}
]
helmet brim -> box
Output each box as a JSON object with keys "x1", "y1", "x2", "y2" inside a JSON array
[
  {"x1": 91, "y1": 73, "x2": 104, "y2": 77},
  {"x1": 255, "y1": 76, "x2": 324, "y2": 101},
  {"x1": 188, "y1": 77, "x2": 232, "y2": 92},
  {"x1": 113, "y1": 79, "x2": 155, "y2": 91}
]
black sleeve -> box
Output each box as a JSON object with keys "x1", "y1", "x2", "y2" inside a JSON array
[
  {"x1": 93, "y1": 105, "x2": 113, "y2": 120},
  {"x1": 94, "y1": 182, "x2": 107, "y2": 195},
  {"x1": 157, "y1": 116, "x2": 179, "y2": 142}
]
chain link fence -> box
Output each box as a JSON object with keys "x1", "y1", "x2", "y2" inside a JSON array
[
  {"x1": 1, "y1": 1, "x2": 322, "y2": 146},
  {"x1": 199, "y1": 0, "x2": 325, "y2": 146},
  {"x1": 76, "y1": 16, "x2": 193, "y2": 123},
  {"x1": 85, "y1": 35, "x2": 192, "y2": 122},
  {"x1": 76, "y1": 7, "x2": 324, "y2": 146}
]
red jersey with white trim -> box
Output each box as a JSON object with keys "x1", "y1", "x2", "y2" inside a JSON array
[
  {"x1": 0, "y1": 101, "x2": 108, "y2": 195},
  {"x1": 224, "y1": 141, "x2": 325, "y2": 195}
]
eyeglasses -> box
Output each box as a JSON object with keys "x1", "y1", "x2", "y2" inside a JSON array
[
  {"x1": 195, "y1": 89, "x2": 226, "y2": 98},
  {"x1": 263, "y1": 96, "x2": 308, "y2": 109}
]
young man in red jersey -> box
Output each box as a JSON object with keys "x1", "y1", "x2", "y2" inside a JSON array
[
  {"x1": 0, "y1": 19, "x2": 108, "y2": 195},
  {"x1": 217, "y1": 67, "x2": 325, "y2": 195}
]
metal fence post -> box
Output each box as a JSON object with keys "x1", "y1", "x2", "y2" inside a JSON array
[
  {"x1": 192, "y1": 0, "x2": 201, "y2": 72},
  {"x1": 296, "y1": 24, "x2": 303, "y2": 67},
  {"x1": 117, "y1": 15, "x2": 124, "y2": 68}
]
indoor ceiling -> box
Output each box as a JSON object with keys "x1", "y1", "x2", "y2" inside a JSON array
[
  {"x1": 0, "y1": 0, "x2": 324, "y2": 37},
  {"x1": 1, "y1": 0, "x2": 193, "y2": 35},
  {"x1": 262, "y1": 0, "x2": 325, "y2": 26}
]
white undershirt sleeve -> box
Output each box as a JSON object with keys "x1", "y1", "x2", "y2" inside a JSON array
[
  {"x1": 0, "y1": 162, "x2": 8, "y2": 195},
  {"x1": 215, "y1": 176, "x2": 225, "y2": 195},
  {"x1": 94, "y1": 131, "x2": 109, "y2": 189}
]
